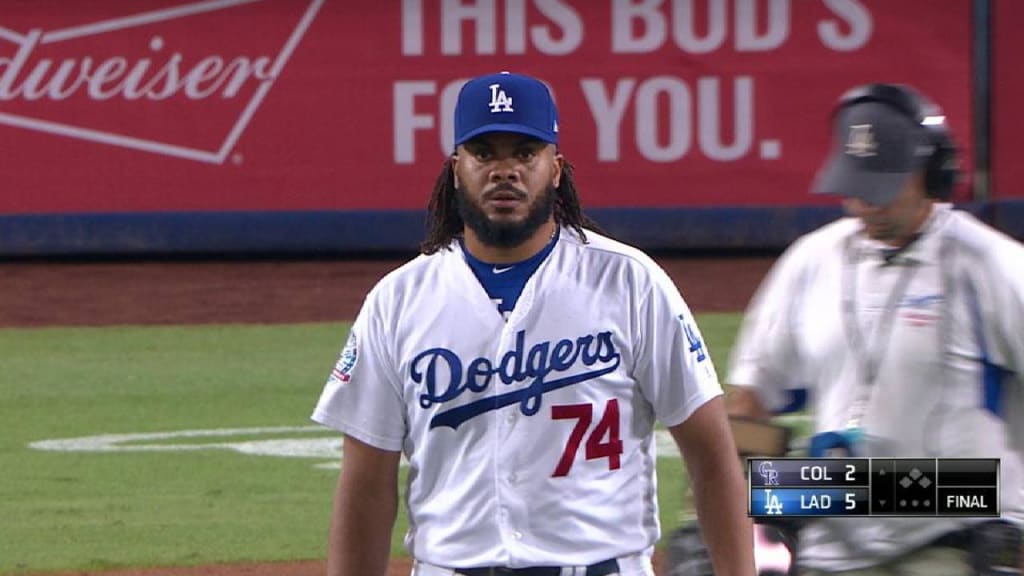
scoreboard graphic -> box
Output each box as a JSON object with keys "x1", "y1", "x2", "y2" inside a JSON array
[{"x1": 749, "y1": 458, "x2": 1000, "y2": 518}]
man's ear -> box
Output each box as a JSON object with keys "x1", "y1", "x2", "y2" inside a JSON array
[
  {"x1": 552, "y1": 150, "x2": 564, "y2": 188},
  {"x1": 450, "y1": 154, "x2": 460, "y2": 188}
]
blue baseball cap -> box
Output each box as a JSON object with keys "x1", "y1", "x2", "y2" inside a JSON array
[{"x1": 453, "y1": 71, "x2": 559, "y2": 148}]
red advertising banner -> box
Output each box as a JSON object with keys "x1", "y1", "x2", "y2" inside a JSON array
[
  {"x1": 0, "y1": 0, "x2": 973, "y2": 215},
  {"x1": 992, "y1": 0, "x2": 1024, "y2": 199}
]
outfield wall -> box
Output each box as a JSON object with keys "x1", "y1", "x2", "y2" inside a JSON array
[{"x1": 0, "y1": 0, "x2": 1020, "y2": 256}]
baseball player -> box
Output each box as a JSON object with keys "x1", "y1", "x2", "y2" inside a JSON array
[
  {"x1": 312, "y1": 71, "x2": 754, "y2": 576},
  {"x1": 727, "y1": 83, "x2": 1024, "y2": 575}
]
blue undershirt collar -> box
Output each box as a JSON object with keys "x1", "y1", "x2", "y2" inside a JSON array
[{"x1": 461, "y1": 228, "x2": 560, "y2": 320}]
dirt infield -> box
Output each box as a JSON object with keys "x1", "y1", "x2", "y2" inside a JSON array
[
  {"x1": 0, "y1": 256, "x2": 772, "y2": 327},
  {"x1": 7, "y1": 255, "x2": 774, "y2": 576}
]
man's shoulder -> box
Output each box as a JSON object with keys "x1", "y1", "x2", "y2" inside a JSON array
[
  {"x1": 364, "y1": 250, "x2": 452, "y2": 299},
  {"x1": 943, "y1": 207, "x2": 1024, "y2": 259},
  {"x1": 936, "y1": 209, "x2": 1024, "y2": 294},
  {"x1": 570, "y1": 227, "x2": 658, "y2": 267},
  {"x1": 787, "y1": 217, "x2": 860, "y2": 257},
  {"x1": 757, "y1": 218, "x2": 859, "y2": 285}
]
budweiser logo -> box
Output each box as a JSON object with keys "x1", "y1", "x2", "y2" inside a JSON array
[{"x1": 0, "y1": 0, "x2": 323, "y2": 163}]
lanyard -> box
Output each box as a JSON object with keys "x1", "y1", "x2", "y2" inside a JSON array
[{"x1": 840, "y1": 236, "x2": 921, "y2": 428}]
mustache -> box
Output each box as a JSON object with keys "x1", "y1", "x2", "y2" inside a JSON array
[{"x1": 483, "y1": 183, "x2": 527, "y2": 200}]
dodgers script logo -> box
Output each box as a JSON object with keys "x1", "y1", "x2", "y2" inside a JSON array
[
  {"x1": 413, "y1": 330, "x2": 620, "y2": 430},
  {"x1": 899, "y1": 293, "x2": 943, "y2": 327}
]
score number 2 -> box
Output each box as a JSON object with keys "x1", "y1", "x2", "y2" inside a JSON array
[{"x1": 551, "y1": 399, "x2": 624, "y2": 477}]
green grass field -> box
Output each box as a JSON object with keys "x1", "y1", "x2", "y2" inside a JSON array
[{"x1": 0, "y1": 315, "x2": 742, "y2": 574}]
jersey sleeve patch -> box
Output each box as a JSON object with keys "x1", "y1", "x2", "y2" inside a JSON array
[
  {"x1": 329, "y1": 332, "x2": 358, "y2": 384},
  {"x1": 679, "y1": 314, "x2": 707, "y2": 363}
]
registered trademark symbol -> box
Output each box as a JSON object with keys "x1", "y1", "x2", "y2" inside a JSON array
[{"x1": 232, "y1": 153, "x2": 244, "y2": 165}]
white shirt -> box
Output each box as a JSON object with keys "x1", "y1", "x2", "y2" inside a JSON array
[
  {"x1": 312, "y1": 227, "x2": 721, "y2": 568},
  {"x1": 729, "y1": 204, "x2": 1024, "y2": 571}
]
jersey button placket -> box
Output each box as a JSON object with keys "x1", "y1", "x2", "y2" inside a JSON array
[
  {"x1": 502, "y1": 471, "x2": 531, "y2": 556},
  {"x1": 493, "y1": 391, "x2": 515, "y2": 551},
  {"x1": 494, "y1": 408, "x2": 529, "y2": 556},
  {"x1": 493, "y1": 324, "x2": 532, "y2": 559}
]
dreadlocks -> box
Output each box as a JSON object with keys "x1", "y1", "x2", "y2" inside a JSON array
[{"x1": 420, "y1": 157, "x2": 604, "y2": 255}]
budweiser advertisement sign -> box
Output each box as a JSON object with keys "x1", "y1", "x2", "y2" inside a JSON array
[
  {"x1": 0, "y1": 0, "x2": 323, "y2": 164},
  {"x1": 0, "y1": 1, "x2": 990, "y2": 215}
]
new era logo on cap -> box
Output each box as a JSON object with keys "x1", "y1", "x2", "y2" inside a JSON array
[{"x1": 454, "y1": 71, "x2": 559, "y2": 148}]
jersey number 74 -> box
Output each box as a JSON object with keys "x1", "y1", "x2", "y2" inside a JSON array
[{"x1": 551, "y1": 399, "x2": 624, "y2": 477}]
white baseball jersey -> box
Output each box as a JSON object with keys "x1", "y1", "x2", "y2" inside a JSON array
[
  {"x1": 729, "y1": 204, "x2": 1024, "y2": 571},
  {"x1": 312, "y1": 227, "x2": 721, "y2": 568}
]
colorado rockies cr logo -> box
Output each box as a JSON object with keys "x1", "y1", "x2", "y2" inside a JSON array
[{"x1": 412, "y1": 330, "x2": 621, "y2": 430}]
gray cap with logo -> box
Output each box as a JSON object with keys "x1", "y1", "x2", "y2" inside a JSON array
[{"x1": 813, "y1": 101, "x2": 933, "y2": 206}]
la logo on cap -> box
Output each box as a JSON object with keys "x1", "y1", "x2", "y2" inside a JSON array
[
  {"x1": 845, "y1": 124, "x2": 878, "y2": 157},
  {"x1": 488, "y1": 83, "x2": 514, "y2": 113}
]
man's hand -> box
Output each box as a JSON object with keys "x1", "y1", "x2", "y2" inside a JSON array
[
  {"x1": 727, "y1": 388, "x2": 790, "y2": 457},
  {"x1": 727, "y1": 387, "x2": 774, "y2": 421}
]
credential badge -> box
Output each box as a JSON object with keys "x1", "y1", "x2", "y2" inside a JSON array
[
  {"x1": 488, "y1": 83, "x2": 514, "y2": 113},
  {"x1": 845, "y1": 124, "x2": 878, "y2": 157}
]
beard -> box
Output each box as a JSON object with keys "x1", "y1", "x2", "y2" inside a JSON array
[{"x1": 456, "y1": 184, "x2": 557, "y2": 249}]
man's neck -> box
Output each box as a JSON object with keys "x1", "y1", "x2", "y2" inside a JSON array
[
  {"x1": 462, "y1": 221, "x2": 558, "y2": 264},
  {"x1": 884, "y1": 201, "x2": 935, "y2": 248}
]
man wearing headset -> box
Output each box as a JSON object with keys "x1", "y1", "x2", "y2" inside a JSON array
[{"x1": 727, "y1": 83, "x2": 1024, "y2": 575}]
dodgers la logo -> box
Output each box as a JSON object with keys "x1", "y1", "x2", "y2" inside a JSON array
[
  {"x1": 412, "y1": 330, "x2": 621, "y2": 430},
  {"x1": 845, "y1": 124, "x2": 878, "y2": 157},
  {"x1": 764, "y1": 489, "x2": 784, "y2": 515},
  {"x1": 678, "y1": 314, "x2": 707, "y2": 362},
  {"x1": 488, "y1": 83, "x2": 514, "y2": 113}
]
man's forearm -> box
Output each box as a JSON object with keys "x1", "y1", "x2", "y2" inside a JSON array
[
  {"x1": 326, "y1": 479, "x2": 398, "y2": 576},
  {"x1": 691, "y1": 460, "x2": 755, "y2": 576},
  {"x1": 674, "y1": 398, "x2": 756, "y2": 576}
]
